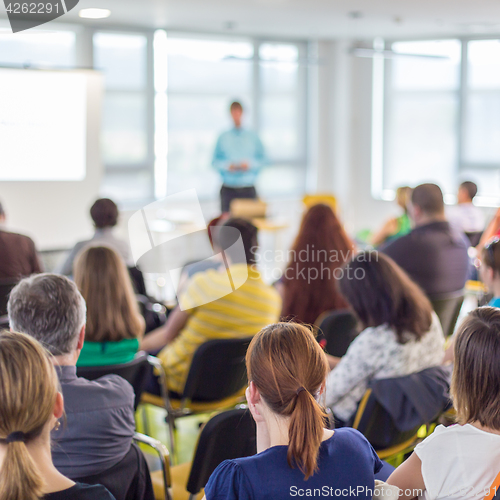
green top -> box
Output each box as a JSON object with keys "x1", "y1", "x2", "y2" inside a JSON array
[
  {"x1": 383, "y1": 212, "x2": 412, "y2": 244},
  {"x1": 76, "y1": 338, "x2": 140, "y2": 367}
]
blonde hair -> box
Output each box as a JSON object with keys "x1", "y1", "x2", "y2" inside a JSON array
[
  {"x1": 396, "y1": 186, "x2": 412, "y2": 213},
  {"x1": 73, "y1": 245, "x2": 145, "y2": 343},
  {"x1": 0, "y1": 331, "x2": 59, "y2": 500},
  {"x1": 246, "y1": 323, "x2": 329, "y2": 480}
]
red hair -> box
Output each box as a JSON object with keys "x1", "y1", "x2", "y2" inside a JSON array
[
  {"x1": 246, "y1": 323, "x2": 329, "y2": 479},
  {"x1": 281, "y1": 204, "x2": 354, "y2": 324}
]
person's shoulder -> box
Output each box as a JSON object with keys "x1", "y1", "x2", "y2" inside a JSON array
[
  {"x1": 0, "y1": 229, "x2": 35, "y2": 245},
  {"x1": 205, "y1": 459, "x2": 253, "y2": 500},
  {"x1": 46, "y1": 483, "x2": 115, "y2": 500},
  {"x1": 331, "y1": 427, "x2": 372, "y2": 447},
  {"x1": 415, "y1": 424, "x2": 461, "y2": 455},
  {"x1": 379, "y1": 230, "x2": 413, "y2": 255},
  {"x1": 72, "y1": 372, "x2": 134, "y2": 405}
]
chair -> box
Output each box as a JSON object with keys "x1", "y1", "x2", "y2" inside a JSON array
[
  {"x1": 465, "y1": 231, "x2": 483, "y2": 247},
  {"x1": 315, "y1": 309, "x2": 359, "y2": 357},
  {"x1": 430, "y1": 291, "x2": 464, "y2": 338},
  {"x1": 142, "y1": 337, "x2": 252, "y2": 459},
  {"x1": 78, "y1": 434, "x2": 171, "y2": 500},
  {"x1": 0, "y1": 278, "x2": 18, "y2": 316},
  {"x1": 351, "y1": 366, "x2": 451, "y2": 464},
  {"x1": 77, "y1": 351, "x2": 155, "y2": 411},
  {"x1": 0, "y1": 315, "x2": 9, "y2": 329},
  {"x1": 128, "y1": 266, "x2": 147, "y2": 296},
  {"x1": 151, "y1": 409, "x2": 256, "y2": 500}
]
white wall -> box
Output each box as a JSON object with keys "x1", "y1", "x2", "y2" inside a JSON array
[{"x1": 0, "y1": 71, "x2": 104, "y2": 250}]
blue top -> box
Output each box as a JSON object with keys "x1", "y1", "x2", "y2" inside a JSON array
[
  {"x1": 489, "y1": 297, "x2": 500, "y2": 308},
  {"x1": 212, "y1": 127, "x2": 266, "y2": 187},
  {"x1": 205, "y1": 428, "x2": 382, "y2": 500}
]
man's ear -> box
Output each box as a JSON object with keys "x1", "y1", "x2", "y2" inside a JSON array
[
  {"x1": 76, "y1": 325, "x2": 85, "y2": 351},
  {"x1": 247, "y1": 381, "x2": 262, "y2": 406},
  {"x1": 53, "y1": 392, "x2": 64, "y2": 420}
]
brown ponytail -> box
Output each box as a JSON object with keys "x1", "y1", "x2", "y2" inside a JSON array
[
  {"x1": 246, "y1": 323, "x2": 329, "y2": 480},
  {"x1": 0, "y1": 331, "x2": 59, "y2": 500}
]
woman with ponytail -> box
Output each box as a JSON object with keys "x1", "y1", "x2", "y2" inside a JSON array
[
  {"x1": 0, "y1": 331, "x2": 115, "y2": 500},
  {"x1": 203, "y1": 323, "x2": 383, "y2": 499}
]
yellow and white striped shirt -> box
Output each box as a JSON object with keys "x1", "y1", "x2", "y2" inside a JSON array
[{"x1": 158, "y1": 264, "x2": 281, "y2": 394}]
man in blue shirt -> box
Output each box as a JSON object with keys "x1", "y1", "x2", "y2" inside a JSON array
[{"x1": 212, "y1": 101, "x2": 266, "y2": 212}]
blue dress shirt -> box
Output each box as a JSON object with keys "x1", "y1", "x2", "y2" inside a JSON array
[
  {"x1": 212, "y1": 127, "x2": 266, "y2": 187},
  {"x1": 489, "y1": 297, "x2": 500, "y2": 308}
]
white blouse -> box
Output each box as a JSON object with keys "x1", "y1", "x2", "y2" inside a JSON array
[{"x1": 324, "y1": 312, "x2": 445, "y2": 422}]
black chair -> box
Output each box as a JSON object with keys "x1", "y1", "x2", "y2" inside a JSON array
[
  {"x1": 128, "y1": 266, "x2": 147, "y2": 296},
  {"x1": 0, "y1": 315, "x2": 9, "y2": 329},
  {"x1": 142, "y1": 337, "x2": 252, "y2": 459},
  {"x1": 152, "y1": 409, "x2": 256, "y2": 500},
  {"x1": 430, "y1": 291, "x2": 464, "y2": 338},
  {"x1": 315, "y1": 309, "x2": 359, "y2": 357},
  {"x1": 77, "y1": 351, "x2": 155, "y2": 411},
  {"x1": 78, "y1": 438, "x2": 169, "y2": 500},
  {"x1": 0, "y1": 278, "x2": 18, "y2": 316},
  {"x1": 351, "y1": 366, "x2": 451, "y2": 461},
  {"x1": 465, "y1": 231, "x2": 483, "y2": 247}
]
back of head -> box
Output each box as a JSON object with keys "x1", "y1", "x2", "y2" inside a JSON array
[
  {"x1": 452, "y1": 307, "x2": 500, "y2": 430},
  {"x1": 246, "y1": 323, "x2": 329, "y2": 479},
  {"x1": 7, "y1": 273, "x2": 86, "y2": 356},
  {"x1": 0, "y1": 200, "x2": 4, "y2": 219},
  {"x1": 460, "y1": 181, "x2": 478, "y2": 202},
  {"x1": 395, "y1": 186, "x2": 412, "y2": 212},
  {"x1": 90, "y1": 198, "x2": 119, "y2": 229},
  {"x1": 73, "y1": 245, "x2": 144, "y2": 342},
  {"x1": 0, "y1": 331, "x2": 59, "y2": 500},
  {"x1": 230, "y1": 101, "x2": 243, "y2": 112},
  {"x1": 338, "y1": 251, "x2": 433, "y2": 342},
  {"x1": 282, "y1": 204, "x2": 353, "y2": 323},
  {"x1": 217, "y1": 218, "x2": 258, "y2": 266},
  {"x1": 411, "y1": 183, "x2": 445, "y2": 217},
  {"x1": 481, "y1": 239, "x2": 500, "y2": 275}
]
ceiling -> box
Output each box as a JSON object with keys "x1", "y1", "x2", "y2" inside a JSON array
[{"x1": 3, "y1": 0, "x2": 500, "y2": 40}]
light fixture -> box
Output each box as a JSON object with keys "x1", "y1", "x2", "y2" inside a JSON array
[{"x1": 79, "y1": 8, "x2": 111, "y2": 19}]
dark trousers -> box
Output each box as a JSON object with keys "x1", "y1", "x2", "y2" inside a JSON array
[{"x1": 220, "y1": 185, "x2": 257, "y2": 213}]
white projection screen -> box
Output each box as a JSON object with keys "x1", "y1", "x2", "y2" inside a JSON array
[{"x1": 0, "y1": 68, "x2": 87, "y2": 181}]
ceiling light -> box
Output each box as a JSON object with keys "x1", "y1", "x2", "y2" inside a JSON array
[{"x1": 79, "y1": 8, "x2": 111, "y2": 19}]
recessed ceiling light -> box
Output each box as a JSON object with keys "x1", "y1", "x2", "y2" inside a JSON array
[{"x1": 79, "y1": 8, "x2": 111, "y2": 19}]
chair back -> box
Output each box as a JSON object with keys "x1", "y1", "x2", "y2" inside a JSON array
[
  {"x1": 77, "y1": 351, "x2": 151, "y2": 410},
  {"x1": 0, "y1": 278, "x2": 18, "y2": 316},
  {"x1": 182, "y1": 337, "x2": 252, "y2": 402},
  {"x1": 128, "y1": 266, "x2": 147, "y2": 296},
  {"x1": 316, "y1": 309, "x2": 358, "y2": 357},
  {"x1": 187, "y1": 409, "x2": 256, "y2": 495},
  {"x1": 78, "y1": 442, "x2": 155, "y2": 500},
  {"x1": 465, "y1": 231, "x2": 483, "y2": 247},
  {"x1": 430, "y1": 291, "x2": 464, "y2": 338}
]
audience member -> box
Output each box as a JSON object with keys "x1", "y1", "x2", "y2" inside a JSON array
[
  {"x1": 478, "y1": 207, "x2": 500, "y2": 252},
  {"x1": 0, "y1": 200, "x2": 42, "y2": 280},
  {"x1": 73, "y1": 246, "x2": 145, "y2": 366},
  {"x1": 59, "y1": 198, "x2": 132, "y2": 276},
  {"x1": 371, "y1": 186, "x2": 412, "y2": 247},
  {"x1": 141, "y1": 218, "x2": 281, "y2": 394},
  {"x1": 447, "y1": 181, "x2": 485, "y2": 234},
  {"x1": 7, "y1": 274, "x2": 136, "y2": 481},
  {"x1": 480, "y1": 238, "x2": 500, "y2": 308},
  {"x1": 388, "y1": 307, "x2": 500, "y2": 500},
  {"x1": 324, "y1": 252, "x2": 445, "y2": 425},
  {"x1": 277, "y1": 203, "x2": 355, "y2": 325},
  {"x1": 0, "y1": 331, "x2": 114, "y2": 500},
  {"x1": 382, "y1": 183, "x2": 469, "y2": 297},
  {"x1": 204, "y1": 322, "x2": 383, "y2": 500}
]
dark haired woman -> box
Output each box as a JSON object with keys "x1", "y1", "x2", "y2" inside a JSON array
[
  {"x1": 388, "y1": 307, "x2": 500, "y2": 500},
  {"x1": 278, "y1": 203, "x2": 355, "y2": 325},
  {"x1": 324, "y1": 251, "x2": 445, "y2": 424},
  {"x1": 203, "y1": 323, "x2": 383, "y2": 500}
]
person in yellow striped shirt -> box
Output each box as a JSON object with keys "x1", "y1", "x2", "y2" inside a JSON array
[{"x1": 141, "y1": 218, "x2": 281, "y2": 394}]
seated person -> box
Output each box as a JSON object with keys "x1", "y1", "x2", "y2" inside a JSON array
[
  {"x1": 388, "y1": 307, "x2": 500, "y2": 500},
  {"x1": 0, "y1": 331, "x2": 114, "y2": 500},
  {"x1": 447, "y1": 181, "x2": 485, "y2": 234},
  {"x1": 480, "y1": 237, "x2": 500, "y2": 308},
  {"x1": 324, "y1": 252, "x2": 445, "y2": 425},
  {"x1": 382, "y1": 183, "x2": 469, "y2": 297},
  {"x1": 203, "y1": 322, "x2": 383, "y2": 500},
  {"x1": 59, "y1": 198, "x2": 132, "y2": 276},
  {"x1": 7, "y1": 274, "x2": 136, "y2": 481},
  {"x1": 73, "y1": 246, "x2": 145, "y2": 366},
  {"x1": 141, "y1": 218, "x2": 281, "y2": 394},
  {"x1": 277, "y1": 203, "x2": 355, "y2": 325},
  {"x1": 0, "y1": 199, "x2": 42, "y2": 280},
  {"x1": 371, "y1": 186, "x2": 412, "y2": 247}
]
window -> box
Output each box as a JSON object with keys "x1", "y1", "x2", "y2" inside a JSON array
[
  {"x1": 94, "y1": 32, "x2": 153, "y2": 203},
  {"x1": 0, "y1": 27, "x2": 76, "y2": 68},
  {"x1": 162, "y1": 33, "x2": 307, "y2": 200},
  {"x1": 379, "y1": 38, "x2": 500, "y2": 205}
]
